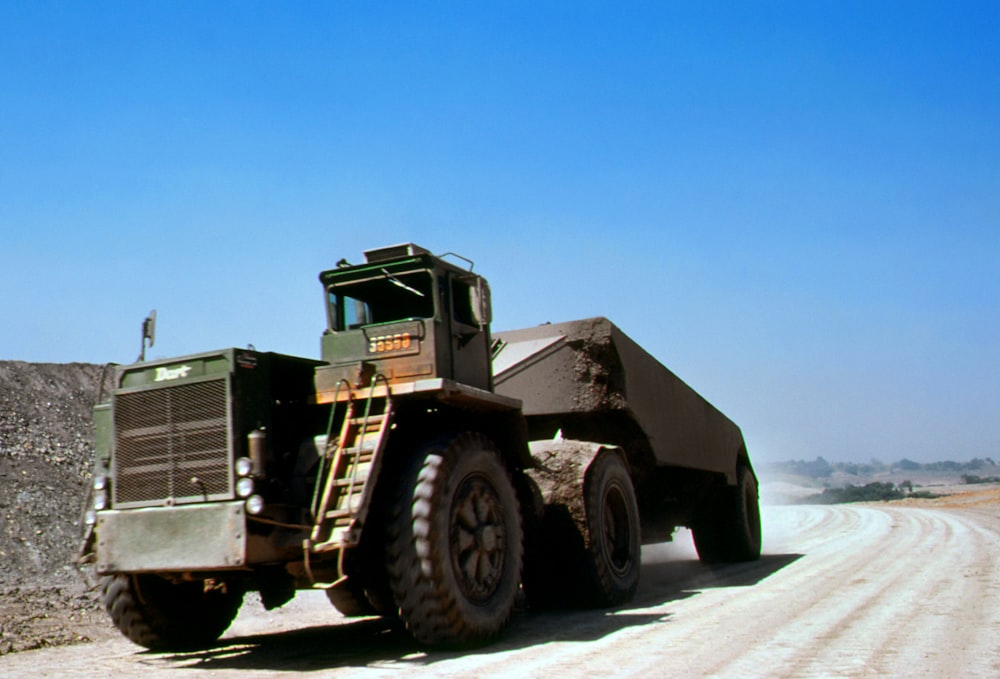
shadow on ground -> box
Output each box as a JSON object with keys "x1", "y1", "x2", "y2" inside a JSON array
[{"x1": 143, "y1": 552, "x2": 802, "y2": 673}]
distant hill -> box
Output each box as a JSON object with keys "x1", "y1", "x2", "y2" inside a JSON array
[
  {"x1": 758, "y1": 455, "x2": 1000, "y2": 505},
  {"x1": 760, "y1": 456, "x2": 999, "y2": 480}
]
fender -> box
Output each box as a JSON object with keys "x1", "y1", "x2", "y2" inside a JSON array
[{"x1": 524, "y1": 438, "x2": 628, "y2": 521}]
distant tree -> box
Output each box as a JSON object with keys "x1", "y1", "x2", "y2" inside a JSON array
[
  {"x1": 926, "y1": 460, "x2": 962, "y2": 472},
  {"x1": 961, "y1": 474, "x2": 1000, "y2": 485},
  {"x1": 896, "y1": 458, "x2": 922, "y2": 471},
  {"x1": 803, "y1": 482, "x2": 906, "y2": 504},
  {"x1": 900, "y1": 479, "x2": 914, "y2": 494},
  {"x1": 799, "y1": 457, "x2": 832, "y2": 478}
]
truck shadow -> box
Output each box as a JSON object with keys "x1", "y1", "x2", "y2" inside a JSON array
[
  {"x1": 635, "y1": 551, "x2": 803, "y2": 606},
  {"x1": 149, "y1": 553, "x2": 801, "y2": 673}
]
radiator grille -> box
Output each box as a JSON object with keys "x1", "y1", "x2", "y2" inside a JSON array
[{"x1": 113, "y1": 379, "x2": 232, "y2": 507}]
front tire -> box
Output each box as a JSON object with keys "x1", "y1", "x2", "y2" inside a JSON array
[
  {"x1": 101, "y1": 574, "x2": 244, "y2": 650},
  {"x1": 386, "y1": 432, "x2": 523, "y2": 646}
]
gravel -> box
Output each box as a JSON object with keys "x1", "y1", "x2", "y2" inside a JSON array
[{"x1": 0, "y1": 361, "x2": 115, "y2": 653}]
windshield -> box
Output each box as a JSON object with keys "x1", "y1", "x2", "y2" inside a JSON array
[{"x1": 327, "y1": 270, "x2": 434, "y2": 331}]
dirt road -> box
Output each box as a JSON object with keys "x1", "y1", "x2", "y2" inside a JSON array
[{"x1": 3, "y1": 501, "x2": 998, "y2": 678}]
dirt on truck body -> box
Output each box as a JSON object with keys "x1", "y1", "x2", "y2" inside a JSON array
[
  {"x1": 492, "y1": 317, "x2": 759, "y2": 604},
  {"x1": 79, "y1": 243, "x2": 760, "y2": 652},
  {"x1": 494, "y1": 317, "x2": 747, "y2": 476}
]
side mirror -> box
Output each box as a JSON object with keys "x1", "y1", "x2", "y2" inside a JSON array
[{"x1": 471, "y1": 279, "x2": 492, "y2": 328}]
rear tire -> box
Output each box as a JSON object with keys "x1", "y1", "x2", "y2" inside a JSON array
[
  {"x1": 692, "y1": 463, "x2": 761, "y2": 563},
  {"x1": 101, "y1": 574, "x2": 244, "y2": 650},
  {"x1": 386, "y1": 432, "x2": 523, "y2": 646},
  {"x1": 582, "y1": 451, "x2": 641, "y2": 605},
  {"x1": 523, "y1": 449, "x2": 640, "y2": 608}
]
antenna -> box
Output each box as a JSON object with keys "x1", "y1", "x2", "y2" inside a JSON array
[{"x1": 138, "y1": 310, "x2": 156, "y2": 362}]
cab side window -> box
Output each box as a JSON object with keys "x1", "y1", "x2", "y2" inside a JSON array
[{"x1": 451, "y1": 278, "x2": 476, "y2": 327}]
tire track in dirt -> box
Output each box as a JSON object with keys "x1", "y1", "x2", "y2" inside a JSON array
[
  {"x1": 2, "y1": 504, "x2": 998, "y2": 677},
  {"x1": 648, "y1": 505, "x2": 1000, "y2": 678}
]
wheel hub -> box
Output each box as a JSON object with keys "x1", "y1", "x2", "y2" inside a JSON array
[
  {"x1": 450, "y1": 474, "x2": 506, "y2": 603},
  {"x1": 477, "y1": 525, "x2": 498, "y2": 551},
  {"x1": 603, "y1": 482, "x2": 633, "y2": 575}
]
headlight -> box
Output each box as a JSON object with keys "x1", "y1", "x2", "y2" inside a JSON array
[
  {"x1": 93, "y1": 475, "x2": 108, "y2": 491},
  {"x1": 236, "y1": 477, "x2": 255, "y2": 498},
  {"x1": 245, "y1": 495, "x2": 265, "y2": 515},
  {"x1": 93, "y1": 490, "x2": 108, "y2": 511},
  {"x1": 84, "y1": 508, "x2": 97, "y2": 526},
  {"x1": 235, "y1": 457, "x2": 254, "y2": 477}
]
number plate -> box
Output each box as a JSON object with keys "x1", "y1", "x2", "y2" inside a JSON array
[{"x1": 368, "y1": 332, "x2": 415, "y2": 354}]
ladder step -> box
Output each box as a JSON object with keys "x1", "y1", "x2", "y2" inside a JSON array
[
  {"x1": 341, "y1": 444, "x2": 376, "y2": 456},
  {"x1": 311, "y1": 541, "x2": 339, "y2": 554},
  {"x1": 324, "y1": 507, "x2": 357, "y2": 521},
  {"x1": 335, "y1": 457, "x2": 373, "y2": 472},
  {"x1": 329, "y1": 475, "x2": 369, "y2": 488},
  {"x1": 311, "y1": 524, "x2": 360, "y2": 552},
  {"x1": 349, "y1": 414, "x2": 386, "y2": 426}
]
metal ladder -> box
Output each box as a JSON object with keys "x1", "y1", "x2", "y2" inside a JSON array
[{"x1": 306, "y1": 377, "x2": 392, "y2": 560}]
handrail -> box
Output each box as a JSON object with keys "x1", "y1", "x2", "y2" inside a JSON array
[
  {"x1": 311, "y1": 378, "x2": 353, "y2": 520},
  {"x1": 342, "y1": 373, "x2": 393, "y2": 511}
]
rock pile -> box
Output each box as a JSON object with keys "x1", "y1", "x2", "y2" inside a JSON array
[{"x1": 0, "y1": 361, "x2": 113, "y2": 652}]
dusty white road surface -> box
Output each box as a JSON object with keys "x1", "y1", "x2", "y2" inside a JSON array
[{"x1": 3, "y1": 502, "x2": 999, "y2": 678}]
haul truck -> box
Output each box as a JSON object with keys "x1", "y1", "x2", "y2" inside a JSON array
[{"x1": 80, "y1": 243, "x2": 760, "y2": 650}]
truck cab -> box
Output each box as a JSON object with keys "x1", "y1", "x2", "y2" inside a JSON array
[{"x1": 315, "y1": 243, "x2": 494, "y2": 396}]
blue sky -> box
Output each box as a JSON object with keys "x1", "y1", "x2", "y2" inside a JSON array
[{"x1": 2, "y1": 2, "x2": 997, "y2": 463}]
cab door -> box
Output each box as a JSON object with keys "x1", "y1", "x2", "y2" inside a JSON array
[{"x1": 447, "y1": 273, "x2": 492, "y2": 391}]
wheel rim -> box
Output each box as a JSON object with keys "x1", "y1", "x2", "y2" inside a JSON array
[
  {"x1": 603, "y1": 481, "x2": 634, "y2": 575},
  {"x1": 450, "y1": 472, "x2": 507, "y2": 603}
]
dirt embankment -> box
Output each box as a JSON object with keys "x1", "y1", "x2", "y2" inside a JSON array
[{"x1": 0, "y1": 361, "x2": 112, "y2": 654}]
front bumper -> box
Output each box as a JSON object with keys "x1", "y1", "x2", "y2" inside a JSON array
[{"x1": 96, "y1": 501, "x2": 246, "y2": 574}]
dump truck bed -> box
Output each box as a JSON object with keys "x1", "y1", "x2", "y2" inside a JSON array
[{"x1": 492, "y1": 317, "x2": 745, "y2": 480}]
